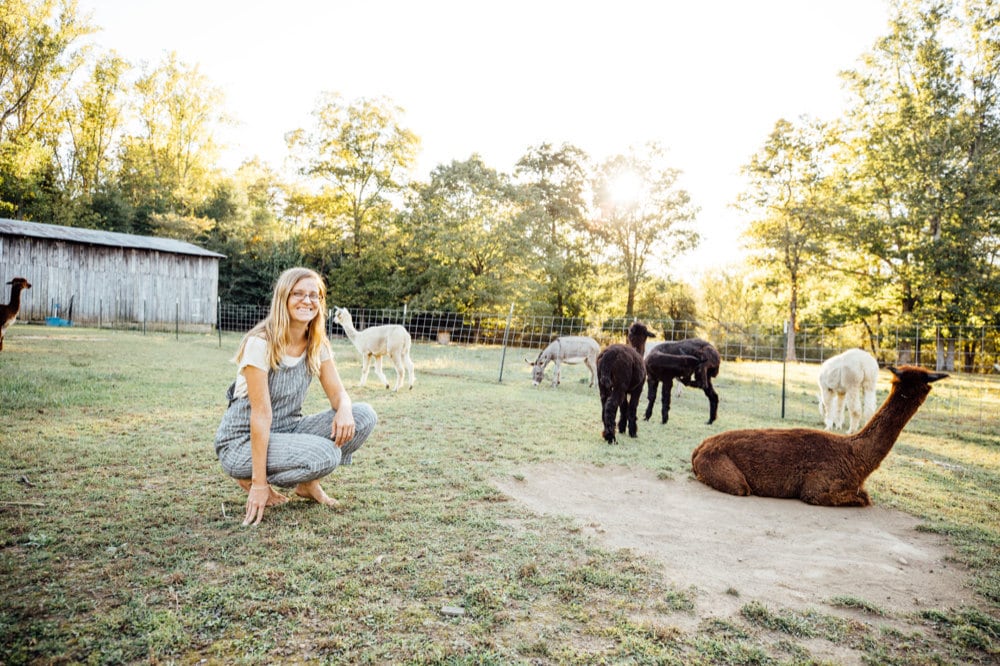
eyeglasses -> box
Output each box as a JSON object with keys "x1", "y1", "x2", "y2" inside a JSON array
[{"x1": 290, "y1": 291, "x2": 322, "y2": 303}]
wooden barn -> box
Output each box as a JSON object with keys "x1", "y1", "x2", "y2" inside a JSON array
[{"x1": 0, "y1": 218, "x2": 225, "y2": 332}]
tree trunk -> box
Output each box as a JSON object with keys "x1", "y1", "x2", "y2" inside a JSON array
[{"x1": 963, "y1": 339, "x2": 976, "y2": 373}]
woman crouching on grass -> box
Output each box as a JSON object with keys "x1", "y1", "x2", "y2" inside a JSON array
[{"x1": 214, "y1": 267, "x2": 377, "y2": 526}]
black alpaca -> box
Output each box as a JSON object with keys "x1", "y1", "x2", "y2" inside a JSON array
[
  {"x1": 595, "y1": 321, "x2": 653, "y2": 444},
  {"x1": 644, "y1": 337, "x2": 721, "y2": 425}
]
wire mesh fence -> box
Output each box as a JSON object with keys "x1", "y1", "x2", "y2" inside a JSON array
[
  {"x1": 55, "y1": 298, "x2": 1000, "y2": 376},
  {"x1": 14, "y1": 299, "x2": 1000, "y2": 432},
  {"x1": 210, "y1": 302, "x2": 1000, "y2": 374}
]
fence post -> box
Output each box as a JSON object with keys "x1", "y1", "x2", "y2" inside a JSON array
[
  {"x1": 781, "y1": 319, "x2": 788, "y2": 419},
  {"x1": 175, "y1": 299, "x2": 179, "y2": 340},
  {"x1": 497, "y1": 303, "x2": 515, "y2": 383},
  {"x1": 217, "y1": 297, "x2": 222, "y2": 348},
  {"x1": 143, "y1": 298, "x2": 147, "y2": 336}
]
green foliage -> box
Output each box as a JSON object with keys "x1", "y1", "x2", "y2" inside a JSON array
[
  {"x1": 403, "y1": 155, "x2": 531, "y2": 312},
  {"x1": 837, "y1": 0, "x2": 1000, "y2": 326},
  {"x1": 514, "y1": 142, "x2": 595, "y2": 317}
]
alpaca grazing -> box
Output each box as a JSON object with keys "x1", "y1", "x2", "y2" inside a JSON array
[
  {"x1": 0, "y1": 277, "x2": 31, "y2": 352},
  {"x1": 595, "y1": 322, "x2": 651, "y2": 444},
  {"x1": 690, "y1": 365, "x2": 947, "y2": 506},
  {"x1": 645, "y1": 337, "x2": 721, "y2": 425},
  {"x1": 332, "y1": 307, "x2": 415, "y2": 391},
  {"x1": 818, "y1": 348, "x2": 880, "y2": 433}
]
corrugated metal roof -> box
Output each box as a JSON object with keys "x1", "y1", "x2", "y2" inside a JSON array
[{"x1": 0, "y1": 218, "x2": 225, "y2": 258}]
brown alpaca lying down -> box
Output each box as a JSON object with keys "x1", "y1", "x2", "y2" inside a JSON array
[{"x1": 690, "y1": 365, "x2": 947, "y2": 506}]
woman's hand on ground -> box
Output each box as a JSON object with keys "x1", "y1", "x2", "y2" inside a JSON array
[{"x1": 243, "y1": 485, "x2": 270, "y2": 526}]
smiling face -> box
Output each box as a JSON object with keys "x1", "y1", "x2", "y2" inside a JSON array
[{"x1": 287, "y1": 276, "x2": 322, "y2": 325}]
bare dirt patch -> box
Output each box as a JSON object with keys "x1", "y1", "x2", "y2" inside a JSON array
[{"x1": 493, "y1": 462, "x2": 976, "y2": 619}]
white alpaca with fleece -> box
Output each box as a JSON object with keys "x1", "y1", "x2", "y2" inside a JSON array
[
  {"x1": 333, "y1": 307, "x2": 415, "y2": 391},
  {"x1": 818, "y1": 348, "x2": 879, "y2": 433}
]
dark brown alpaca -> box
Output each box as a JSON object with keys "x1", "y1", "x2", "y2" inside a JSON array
[
  {"x1": 596, "y1": 322, "x2": 651, "y2": 444},
  {"x1": 690, "y1": 365, "x2": 947, "y2": 506},
  {"x1": 0, "y1": 277, "x2": 31, "y2": 351}
]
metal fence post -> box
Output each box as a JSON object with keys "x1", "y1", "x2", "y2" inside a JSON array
[
  {"x1": 497, "y1": 303, "x2": 515, "y2": 383},
  {"x1": 217, "y1": 297, "x2": 222, "y2": 348},
  {"x1": 781, "y1": 319, "x2": 788, "y2": 419}
]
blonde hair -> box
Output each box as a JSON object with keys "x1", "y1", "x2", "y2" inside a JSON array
[{"x1": 235, "y1": 267, "x2": 329, "y2": 376}]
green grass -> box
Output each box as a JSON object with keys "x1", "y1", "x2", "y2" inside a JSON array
[{"x1": 1, "y1": 325, "x2": 998, "y2": 664}]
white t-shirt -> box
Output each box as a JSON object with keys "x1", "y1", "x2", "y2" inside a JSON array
[{"x1": 232, "y1": 335, "x2": 332, "y2": 398}]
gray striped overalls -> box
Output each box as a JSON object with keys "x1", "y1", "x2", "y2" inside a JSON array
[{"x1": 214, "y1": 357, "x2": 377, "y2": 486}]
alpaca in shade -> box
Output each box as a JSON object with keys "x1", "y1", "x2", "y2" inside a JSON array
[{"x1": 690, "y1": 365, "x2": 947, "y2": 506}]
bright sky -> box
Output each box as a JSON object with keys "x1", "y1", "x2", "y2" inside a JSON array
[{"x1": 79, "y1": 0, "x2": 890, "y2": 277}]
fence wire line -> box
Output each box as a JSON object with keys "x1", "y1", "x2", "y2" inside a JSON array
[
  {"x1": 48, "y1": 299, "x2": 1000, "y2": 374},
  {"x1": 209, "y1": 303, "x2": 1000, "y2": 374},
  {"x1": 18, "y1": 300, "x2": 1000, "y2": 432}
]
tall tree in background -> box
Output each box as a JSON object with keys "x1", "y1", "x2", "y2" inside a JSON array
[
  {"x1": 515, "y1": 142, "x2": 594, "y2": 317},
  {"x1": 739, "y1": 117, "x2": 840, "y2": 361},
  {"x1": 404, "y1": 155, "x2": 528, "y2": 312},
  {"x1": 57, "y1": 52, "x2": 128, "y2": 201},
  {"x1": 590, "y1": 143, "x2": 698, "y2": 319},
  {"x1": 839, "y1": 0, "x2": 1000, "y2": 366},
  {"x1": 0, "y1": 0, "x2": 94, "y2": 219},
  {"x1": 286, "y1": 93, "x2": 419, "y2": 305},
  {"x1": 117, "y1": 52, "x2": 226, "y2": 233}
]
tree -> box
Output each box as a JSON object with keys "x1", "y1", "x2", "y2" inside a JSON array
[
  {"x1": 0, "y1": 0, "x2": 94, "y2": 219},
  {"x1": 404, "y1": 155, "x2": 528, "y2": 312},
  {"x1": 286, "y1": 93, "x2": 419, "y2": 258},
  {"x1": 0, "y1": 0, "x2": 93, "y2": 144},
  {"x1": 738, "y1": 117, "x2": 841, "y2": 361},
  {"x1": 58, "y1": 52, "x2": 128, "y2": 200},
  {"x1": 589, "y1": 143, "x2": 699, "y2": 319},
  {"x1": 117, "y1": 51, "x2": 227, "y2": 230},
  {"x1": 839, "y1": 0, "x2": 1000, "y2": 366},
  {"x1": 514, "y1": 142, "x2": 594, "y2": 316}
]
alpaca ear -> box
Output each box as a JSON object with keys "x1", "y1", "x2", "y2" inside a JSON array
[{"x1": 927, "y1": 372, "x2": 949, "y2": 383}]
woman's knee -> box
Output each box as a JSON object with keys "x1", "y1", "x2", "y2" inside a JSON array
[{"x1": 353, "y1": 402, "x2": 377, "y2": 438}]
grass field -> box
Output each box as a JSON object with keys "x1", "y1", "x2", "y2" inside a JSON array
[{"x1": 1, "y1": 326, "x2": 998, "y2": 664}]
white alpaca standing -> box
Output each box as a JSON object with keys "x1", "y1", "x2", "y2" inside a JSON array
[
  {"x1": 333, "y1": 307, "x2": 415, "y2": 391},
  {"x1": 817, "y1": 348, "x2": 880, "y2": 433}
]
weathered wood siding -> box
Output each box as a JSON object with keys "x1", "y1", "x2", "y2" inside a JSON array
[{"x1": 1, "y1": 235, "x2": 220, "y2": 330}]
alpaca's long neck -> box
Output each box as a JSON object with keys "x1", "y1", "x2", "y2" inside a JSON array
[
  {"x1": 9, "y1": 285, "x2": 24, "y2": 311},
  {"x1": 851, "y1": 383, "x2": 929, "y2": 474},
  {"x1": 340, "y1": 317, "x2": 358, "y2": 342},
  {"x1": 4, "y1": 286, "x2": 24, "y2": 320}
]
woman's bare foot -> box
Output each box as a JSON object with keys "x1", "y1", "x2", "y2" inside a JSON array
[
  {"x1": 236, "y1": 479, "x2": 289, "y2": 506},
  {"x1": 294, "y1": 480, "x2": 340, "y2": 508}
]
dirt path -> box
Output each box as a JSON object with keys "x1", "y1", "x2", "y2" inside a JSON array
[{"x1": 493, "y1": 462, "x2": 976, "y2": 619}]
